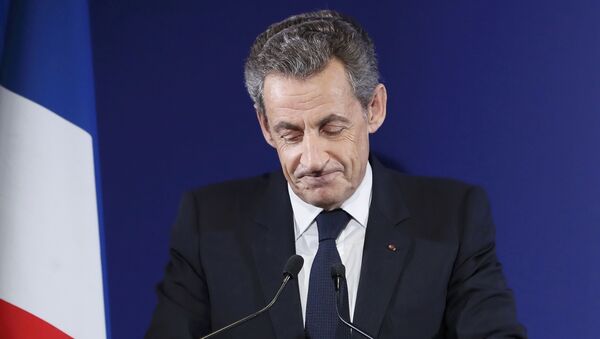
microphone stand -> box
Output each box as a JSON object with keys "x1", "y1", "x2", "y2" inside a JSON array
[
  {"x1": 331, "y1": 264, "x2": 374, "y2": 339},
  {"x1": 334, "y1": 288, "x2": 374, "y2": 339},
  {"x1": 200, "y1": 254, "x2": 303, "y2": 339},
  {"x1": 201, "y1": 274, "x2": 292, "y2": 339}
]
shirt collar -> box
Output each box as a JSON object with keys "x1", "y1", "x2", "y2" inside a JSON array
[{"x1": 288, "y1": 162, "x2": 373, "y2": 240}]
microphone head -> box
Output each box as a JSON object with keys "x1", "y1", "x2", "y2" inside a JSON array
[
  {"x1": 331, "y1": 263, "x2": 346, "y2": 279},
  {"x1": 283, "y1": 255, "x2": 304, "y2": 279}
]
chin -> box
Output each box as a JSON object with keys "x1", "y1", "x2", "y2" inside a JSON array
[{"x1": 300, "y1": 190, "x2": 345, "y2": 210}]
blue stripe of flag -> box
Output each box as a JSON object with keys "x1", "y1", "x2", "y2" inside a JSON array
[
  {"x1": 0, "y1": 0, "x2": 96, "y2": 135},
  {"x1": 0, "y1": 0, "x2": 9, "y2": 57}
]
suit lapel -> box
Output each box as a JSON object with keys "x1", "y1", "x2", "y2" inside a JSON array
[
  {"x1": 251, "y1": 171, "x2": 305, "y2": 339},
  {"x1": 353, "y1": 158, "x2": 412, "y2": 337}
]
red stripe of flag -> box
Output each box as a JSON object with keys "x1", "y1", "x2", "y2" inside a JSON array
[{"x1": 0, "y1": 299, "x2": 72, "y2": 339}]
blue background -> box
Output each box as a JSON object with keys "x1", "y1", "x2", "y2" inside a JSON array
[{"x1": 90, "y1": 1, "x2": 600, "y2": 338}]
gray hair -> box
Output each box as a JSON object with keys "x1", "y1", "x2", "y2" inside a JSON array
[{"x1": 244, "y1": 10, "x2": 380, "y2": 115}]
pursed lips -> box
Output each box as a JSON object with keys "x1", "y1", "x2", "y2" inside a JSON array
[{"x1": 296, "y1": 170, "x2": 342, "y2": 187}]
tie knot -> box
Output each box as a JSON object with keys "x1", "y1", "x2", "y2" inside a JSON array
[{"x1": 315, "y1": 209, "x2": 351, "y2": 242}]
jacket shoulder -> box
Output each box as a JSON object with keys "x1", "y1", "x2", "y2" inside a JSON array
[
  {"x1": 177, "y1": 171, "x2": 283, "y2": 230},
  {"x1": 378, "y1": 168, "x2": 490, "y2": 229},
  {"x1": 189, "y1": 172, "x2": 275, "y2": 200},
  {"x1": 384, "y1": 168, "x2": 479, "y2": 201}
]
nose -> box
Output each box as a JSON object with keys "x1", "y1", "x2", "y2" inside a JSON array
[{"x1": 299, "y1": 133, "x2": 328, "y2": 173}]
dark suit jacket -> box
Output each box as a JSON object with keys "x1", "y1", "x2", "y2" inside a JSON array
[{"x1": 146, "y1": 159, "x2": 526, "y2": 338}]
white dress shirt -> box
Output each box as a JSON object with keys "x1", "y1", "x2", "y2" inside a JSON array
[{"x1": 288, "y1": 162, "x2": 372, "y2": 324}]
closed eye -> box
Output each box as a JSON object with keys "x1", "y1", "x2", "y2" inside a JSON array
[
  {"x1": 321, "y1": 125, "x2": 345, "y2": 136},
  {"x1": 280, "y1": 132, "x2": 303, "y2": 143}
]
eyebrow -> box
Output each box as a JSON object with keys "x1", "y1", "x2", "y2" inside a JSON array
[
  {"x1": 317, "y1": 113, "x2": 351, "y2": 126},
  {"x1": 272, "y1": 113, "x2": 351, "y2": 134},
  {"x1": 273, "y1": 121, "x2": 302, "y2": 134}
]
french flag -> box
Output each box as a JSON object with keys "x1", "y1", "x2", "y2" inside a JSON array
[{"x1": 0, "y1": 1, "x2": 108, "y2": 338}]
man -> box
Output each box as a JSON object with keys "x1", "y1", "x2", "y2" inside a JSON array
[{"x1": 147, "y1": 10, "x2": 526, "y2": 338}]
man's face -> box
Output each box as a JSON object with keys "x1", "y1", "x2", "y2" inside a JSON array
[{"x1": 258, "y1": 59, "x2": 386, "y2": 210}]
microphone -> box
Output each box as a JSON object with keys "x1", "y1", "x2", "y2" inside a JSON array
[
  {"x1": 330, "y1": 263, "x2": 374, "y2": 339},
  {"x1": 201, "y1": 255, "x2": 304, "y2": 339}
]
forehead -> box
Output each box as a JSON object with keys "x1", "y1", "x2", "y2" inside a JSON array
[{"x1": 262, "y1": 59, "x2": 360, "y2": 121}]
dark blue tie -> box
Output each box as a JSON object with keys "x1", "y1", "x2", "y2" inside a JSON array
[{"x1": 306, "y1": 209, "x2": 351, "y2": 339}]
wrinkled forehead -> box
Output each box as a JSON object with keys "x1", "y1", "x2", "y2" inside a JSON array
[{"x1": 262, "y1": 59, "x2": 359, "y2": 117}]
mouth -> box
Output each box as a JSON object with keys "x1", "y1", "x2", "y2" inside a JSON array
[{"x1": 298, "y1": 171, "x2": 341, "y2": 188}]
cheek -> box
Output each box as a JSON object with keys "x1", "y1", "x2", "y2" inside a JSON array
[
  {"x1": 339, "y1": 134, "x2": 368, "y2": 163},
  {"x1": 276, "y1": 145, "x2": 301, "y2": 172},
  {"x1": 341, "y1": 133, "x2": 369, "y2": 180},
  {"x1": 353, "y1": 127, "x2": 370, "y2": 155}
]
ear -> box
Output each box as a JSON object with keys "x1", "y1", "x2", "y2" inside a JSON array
[
  {"x1": 366, "y1": 84, "x2": 387, "y2": 133},
  {"x1": 256, "y1": 107, "x2": 276, "y2": 148}
]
